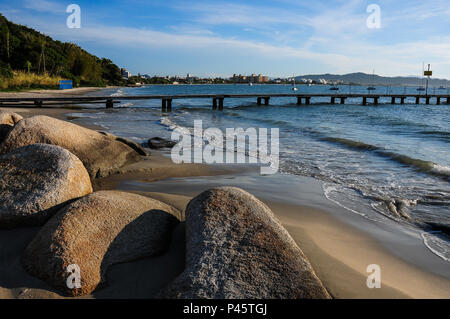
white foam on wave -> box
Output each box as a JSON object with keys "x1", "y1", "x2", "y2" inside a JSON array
[
  {"x1": 432, "y1": 163, "x2": 450, "y2": 178},
  {"x1": 116, "y1": 102, "x2": 134, "y2": 108},
  {"x1": 322, "y1": 183, "x2": 367, "y2": 217},
  {"x1": 421, "y1": 231, "x2": 450, "y2": 262},
  {"x1": 66, "y1": 112, "x2": 104, "y2": 119},
  {"x1": 110, "y1": 89, "x2": 124, "y2": 97}
]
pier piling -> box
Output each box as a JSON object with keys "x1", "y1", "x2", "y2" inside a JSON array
[
  {"x1": 297, "y1": 97, "x2": 302, "y2": 105},
  {"x1": 106, "y1": 99, "x2": 114, "y2": 109}
]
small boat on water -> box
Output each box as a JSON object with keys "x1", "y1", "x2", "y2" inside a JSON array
[
  {"x1": 367, "y1": 70, "x2": 376, "y2": 91},
  {"x1": 438, "y1": 86, "x2": 445, "y2": 90},
  {"x1": 329, "y1": 83, "x2": 339, "y2": 91},
  {"x1": 417, "y1": 87, "x2": 425, "y2": 91},
  {"x1": 292, "y1": 75, "x2": 298, "y2": 91},
  {"x1": 249, "y1": 82, "x2": 253, "y2": 86}
]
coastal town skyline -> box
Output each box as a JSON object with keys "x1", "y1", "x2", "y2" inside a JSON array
[{"x1": 1, "y1": 0, "x2": 450, "y2": 79}]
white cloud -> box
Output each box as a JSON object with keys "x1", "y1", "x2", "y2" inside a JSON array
[{"x1": 23, "y1": 0, "x2": 66, "y2": 14}]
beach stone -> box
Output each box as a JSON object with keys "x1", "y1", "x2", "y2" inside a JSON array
[
  {"x1": 148, "y1": 137, "x2": 176, "y2": 149},
  {"x1": 98, "y1": 131, "x2": 148, "y2": 156},
  {"x1": 22, "y1": 190, "x2": 181, "y2": 296},
  {"x1": 0, "y1": 111, "x2": 23, "y2": 126},
  {"x1": 0, "y1": 144, "x2": 92, "y2": 228},
  {"x1": 0, "y1": 111, "x2": 23, "y2": 143},
  {"x1": 0, "y1": 115, "x2": 142, "y2": 178},
  {"x1": 159, "y1": 187, "x2": 330, "y2": 299}
]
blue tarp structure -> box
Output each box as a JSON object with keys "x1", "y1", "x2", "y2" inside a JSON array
[{"x1": 59, "y1": 80, "x2": 73, "y2": 90}]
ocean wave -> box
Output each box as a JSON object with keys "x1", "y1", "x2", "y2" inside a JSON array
[
  {"x1": 418, "y1": 130, "x2": 450, "y2": 142},
  {"x1": 322, "y1": 137, "x2": 380, "y2": 151},
  {"x1": 116, "y1": 102, "x2": 135, "y2": 108},
  {"x1": 322, "y1": 136, "x2": 450, "y2": 180},
  {"x1": 421, "y1": 231, "x2": 450, "y2": 262},
  {"x1": 110, "y1": 89, "x2": 124, "y2": 97}
]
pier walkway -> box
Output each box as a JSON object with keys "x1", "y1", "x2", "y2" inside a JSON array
[{"x1": 1, "y1": 93, "x2": 449, "y2": 111}]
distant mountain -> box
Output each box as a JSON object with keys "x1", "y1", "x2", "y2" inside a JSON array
[
  {"x1": 0, "y1": 14, "x2": 124, "y2": 86},
  {"x1": 296, "y1": 72, "x2": 450, "y2": 87}
]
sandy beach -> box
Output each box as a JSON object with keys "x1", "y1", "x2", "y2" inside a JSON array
[
  {"x1": 0, "y1": 87, "x2": 109, "y2": 99},
  {"x1": 0, "y1": 101, "x2": 449, "y2": 299}
]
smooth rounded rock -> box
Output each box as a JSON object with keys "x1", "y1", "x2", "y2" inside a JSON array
[
  {"x1": 159, "y1": 187, "x2": 331, "y2": 299},
  {"x1": 0, "y1": 115, "x2": 142, "y2": 178},
  {"x1": 22, "y1": 190, "x2": 181, "y2": 296},
  {"x1": 0, "y1": 143, "x2": 92, "y2": 228}
]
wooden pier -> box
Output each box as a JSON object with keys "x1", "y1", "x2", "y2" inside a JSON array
[{"x1": 1, "y1": 93, "x2": 449, "y2": 111}]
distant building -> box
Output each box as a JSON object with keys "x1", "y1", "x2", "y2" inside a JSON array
[
  {"x1": 231, "y1": 73, "x2": 269, "y2": 83},
  {"x1": 121, "y1": 68, "x2": 131, "y2": 79}
]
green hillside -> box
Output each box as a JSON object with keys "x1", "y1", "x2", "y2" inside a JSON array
[{"x1": 0, "y1": 14, "x2": 124, "y2": 89}]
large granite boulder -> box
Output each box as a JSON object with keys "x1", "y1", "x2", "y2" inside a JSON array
[
  {"x1": 0, "y1": 115, "x2": 143, "y2": 178},
  {"x1": 0, "y1": 111, "x2": 23, "y2": 143},
  {"x1": 160, "y1": 187, "x2": 330, "y2": 299},
  {"x1": 22, "y1": 191, "x2": 181, "y2": 296},
  {"x1": 0, "y1": 144, "x2": 92, "y2": 228}
]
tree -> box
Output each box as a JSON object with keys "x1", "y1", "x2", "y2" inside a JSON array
[{"x1": 25, "y1": 61, "x2": 31, "y2": 73}]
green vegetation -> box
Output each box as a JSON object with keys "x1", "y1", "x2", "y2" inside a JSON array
[{"x1": 0, "y1": 14, "x2": 125, "y2": 91}]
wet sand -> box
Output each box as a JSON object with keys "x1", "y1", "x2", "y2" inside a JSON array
[{"x1": 0, "y1": 104, "x2": 449, "y2": 299}]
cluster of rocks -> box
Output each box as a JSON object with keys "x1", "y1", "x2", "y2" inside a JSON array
[{"x1": 0, "y1": 111, "x2": 329, "y2": 298}]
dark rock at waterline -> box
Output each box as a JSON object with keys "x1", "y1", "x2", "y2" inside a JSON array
[
  {"x1": 148, "y1": 137, "x2": 176, "y2": 149},
  {"x1": 98, "y1": 131, "x2": 148, "y2": 156},
  {"x1": 424, "y1": 222, "x2": 450, "y2": 236},
  {"x1": 159, "y1": 187, "x2": 330, "y2": 299},
  {"x1": 0, "y1": 115, "x2": 142, "y2": 178},
  {"x1": 22, "y1": 191, "x2": 181, "y2": 296},
  {"x1": 0, "y1": 144, "x2": 92, "y2": 228}
]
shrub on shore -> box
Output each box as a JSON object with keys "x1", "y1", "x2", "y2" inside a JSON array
[{"x1": 0, "y1": 71, "x2": 64, "y2": 91}]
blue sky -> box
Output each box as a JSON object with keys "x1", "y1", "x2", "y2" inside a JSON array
[{"x1": 1, "y1": 0, "x2": 450, "y2": 78}]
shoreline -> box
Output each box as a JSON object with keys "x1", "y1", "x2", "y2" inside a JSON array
[{"x1": 1, "y1": 97, "x2": 449, "y2": 298}]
